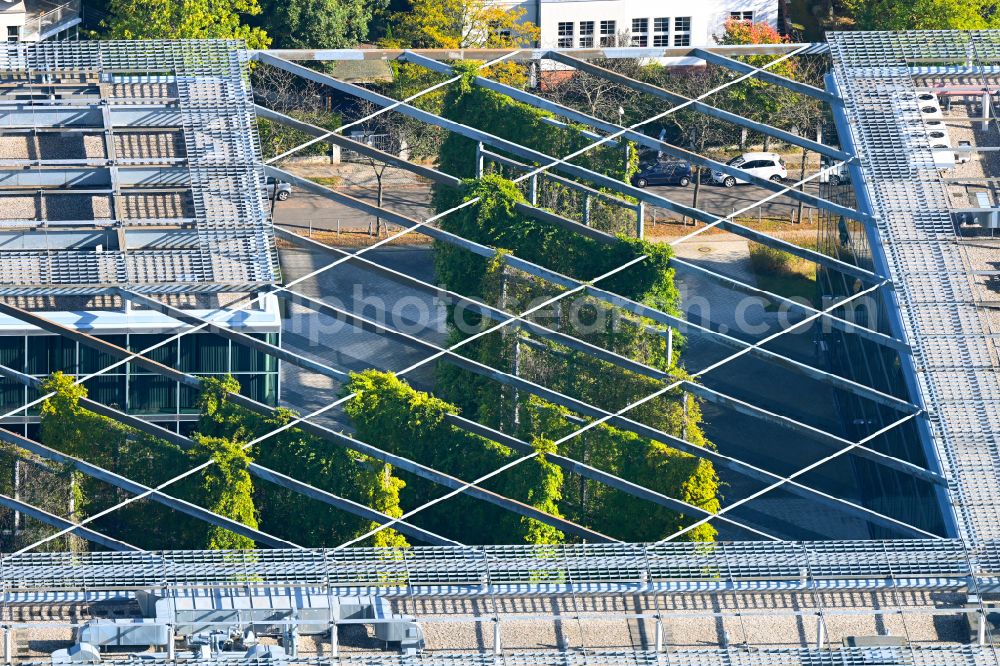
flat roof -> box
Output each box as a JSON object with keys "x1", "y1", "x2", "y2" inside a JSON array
[
  {"x1": 828, "y1": 30, "x2": 1000, "y2": 554},
  {"x1": 0, "y1": 40, "x2": 277, "y2": 294}
]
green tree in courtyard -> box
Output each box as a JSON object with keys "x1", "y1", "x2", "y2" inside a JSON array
[
  {"x1": 260, "y1": 0, "x2": 385, "y2": 49},
  {"x1": 843, "y1": 0, "x2": 999, "y2": 30},
  {"x1": 103, "y1": 0, "x2": 270, "y2": 48}
]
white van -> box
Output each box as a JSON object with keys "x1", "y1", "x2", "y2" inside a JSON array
[{"x1": 712, "y1": 152, "x2": 787, "y2": 187}]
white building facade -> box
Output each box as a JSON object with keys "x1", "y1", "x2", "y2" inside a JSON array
[{"x1": 506, "y1": 0, "x2": 779, "y2": 53}]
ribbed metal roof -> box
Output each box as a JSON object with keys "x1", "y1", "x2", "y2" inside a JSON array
[
  {"x1": 828, "y1": 30, "x2": 1000, "y2": 549},
  {"x1": 0, "y1": 40, "x2": 277, "y2": 292}
]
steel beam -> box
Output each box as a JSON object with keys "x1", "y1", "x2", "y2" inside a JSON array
[
  {"x1": 281, "y1": 285, "x2": 932, "y2": 538},
  {"x1": 669, "y1": 256, "x2": 908, "y2": 352},
  {"x1": 546, "y1": 52, "x2": 850, "y2": 162},
  {"x1": 0, "y1": 361, "x2": 457, "y2": 548},
  {"x1": 254, "y1": 105, "x2": 461, "y2": 187},
  {"x1": 691, "y1": 48, "x2": 842, "y2": 106},
  {"x1": 269, "y1": 167, "x2": 916, "y2": 414},
  {"x1": 0, "y1": 166, "x2": 189, "y2": 188},
  {"x1": 279, "y1": 225, "x2": 935, "y2": 489},
  {"x1": 481, "y1": 148, "x2": 636, "y2": 209},
  {"x1": 253, "y1": 43, "x2": 822, "y2": 63},
  {"x1": 0, "y1": 426, "x2": 300, "y2": 550},
  {"x1": 679, "y1": 381, "x2": 942, "y2": 485},
  {"x1": 0, "y1": 492, "x2": 140, "y2": 551},
  {"x1": 0, "y1": 105, "x2": 186, "y2": 128},
  {"x1": 0, "y1": 380, "x2": 301, "y2": 550},
  {"x1": 258, "y1": 52, "x2": 878, "y2": 284},
  {"x1": 0, "y1": 302, "x2": 606, "y2": 544},
  {"x1": 512, "y1": 201, "x2": 619, "y2": 243},
  {"x1": 403, "y1": 51, "x2": 867, "y2": 225}
]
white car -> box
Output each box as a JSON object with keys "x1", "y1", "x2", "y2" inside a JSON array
[{"x1": 712, "y1": 152, "x2": 787, "y2": 187}]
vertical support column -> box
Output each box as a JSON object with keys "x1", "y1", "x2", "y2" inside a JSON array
[
  {"x1": 667, "y1": 327, "x2": 674, "y2": 367},
  {"x1": 530, "y1": 174, "x2": 538, "y2": 206},
  {"x1": 654, "y1": 617, "x2": 664, "y2": 652},
  {"x1": 815, "y1": 613, "x2": 826, "y2": 648},
  {"x1": 583, "y1": 194, "x2": 591, "y2": 226},
  {"x1": 637, "y1": 202, "x2": 645, "y2": 239},
  {"x1": 681, "y1": 388, "x2": 688, "y2": 441},
  {"x1": 493, "y1": 619, "x2": 502, "y2": 656},
  {"x1": 3, "y1": 626, "x2": 10, "y2": 665},
  {"x1": 476, "y1": 142, "x2": 484, "y2": 178},
  {"x1": 983, "y1": 92, "x2": 991, "y2": 132},
  {"x1": 11, "y1": 459, "x2": 19, "y2": 537},
  {"x1": 166, "y1": 624, "x2": 176, "y2": 661}
]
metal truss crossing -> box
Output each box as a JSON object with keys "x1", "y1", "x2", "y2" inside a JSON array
[{"x1": 0, "y1": 34, "x2": 997, "y2": 664}]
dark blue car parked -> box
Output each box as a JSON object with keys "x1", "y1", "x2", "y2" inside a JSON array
[{"x1": 631, "y1": 160, "x2": 693, "y2": 188}]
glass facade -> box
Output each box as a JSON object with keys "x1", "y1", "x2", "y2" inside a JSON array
[
  {"x1": 0, "y1": 331, "x2": 279, "y2": 422},
  {"x1": 816, "y1": 181, "x2": 947, "y2": 537}
]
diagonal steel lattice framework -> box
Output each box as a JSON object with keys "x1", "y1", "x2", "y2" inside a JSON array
[
  {"x1": 0, "y1": 40, "x2": 935, "y2": 553},
  {"x1": 0, "y1": 39, "x2": 942, "y2": 550},
  {"x1": 0, "y1": 34, "x2": 998, "y2": 665}
]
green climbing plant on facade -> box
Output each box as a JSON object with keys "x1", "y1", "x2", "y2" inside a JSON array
[
  {"x1": 32, "y1": 373, "x2": 409, "y2": 550},
  {"x1": 420, "y1": 81, "x2": 721, "y2": 542},
  {"x1": 343, "y1": 370, "x2": 564, "y2": 545},
  {"x1": 195, "y1": 376, "x2": 409, "y2": 549}
]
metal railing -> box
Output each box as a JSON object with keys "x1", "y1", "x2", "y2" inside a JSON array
[
  {"x1": 20, "y1": 0, "x2": 80, "y2": 41},
  {"x1": 0, "y1": 540, "x2": 988, "y2": 594}
]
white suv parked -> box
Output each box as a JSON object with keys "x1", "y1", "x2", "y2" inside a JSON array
[{"x1": 712, "y1": 152, "x2": 787, "y2": 187}]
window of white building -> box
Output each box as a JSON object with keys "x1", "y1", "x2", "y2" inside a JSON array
[
  {"x1": 599, "y1": 20, "x2": 616, "y2": 47},
  {"x1": 730, "y1": 10, "x2": 754, "y2": 21},
  {"x1": 631, "y1": 18, "x2": 648, "y2": 47},
  {"x1": 673, "y1": 17, "x2": 691, "y2": 46},
  {"x1": 652, "y1": 17, "x2": 669, "y2": 47},
  {"x1": 579, "y1": 21, "x2": 594, "y2": 48},
  {"x1": 6, "y1": 26, "x2": 18, "y2": 43},
  {"x1": 558, "y1": 21, "x2": 574, "y2": 48}
]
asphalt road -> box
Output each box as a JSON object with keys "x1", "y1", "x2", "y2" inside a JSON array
[
  {"x1": 271, "y1": 180, "x2": 822, "y2": 233},
  {"x1": 273, "y1": 184, "x2": 435, "y2": 234}
]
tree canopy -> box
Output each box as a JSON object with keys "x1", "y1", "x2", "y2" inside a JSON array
[
  {"x1": 259, "y1": 0, "x2": 385, "y2": 49},
  {"x1": 387, "y1": 0, "x2": 538, "y2": 48},
  {"x1": 843, "y1": 0, "x2": 998, "y2": 30},
  {"x1": 102, "y1": 0, "x2": 270, "y2": 47}
]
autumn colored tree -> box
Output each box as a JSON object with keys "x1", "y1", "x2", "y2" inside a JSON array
[
  {"x1": 715, "y1": 19, "x2": 800, "y2": 150},
  {"x1": 103, "y1": 0, "x2": 270, "y2": 48},
  {"x1": 389, "y1": 0, "x2": 539, "y2": 49}
]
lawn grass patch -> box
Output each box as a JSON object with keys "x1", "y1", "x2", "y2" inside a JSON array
[{"x1": 747, "y1": 241, "x2": 818, "y2": 308}]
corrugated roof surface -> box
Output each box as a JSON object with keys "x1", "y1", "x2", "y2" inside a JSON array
[{"x1": 0, "y1": 40, "x2": 277, "y2": 292}]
